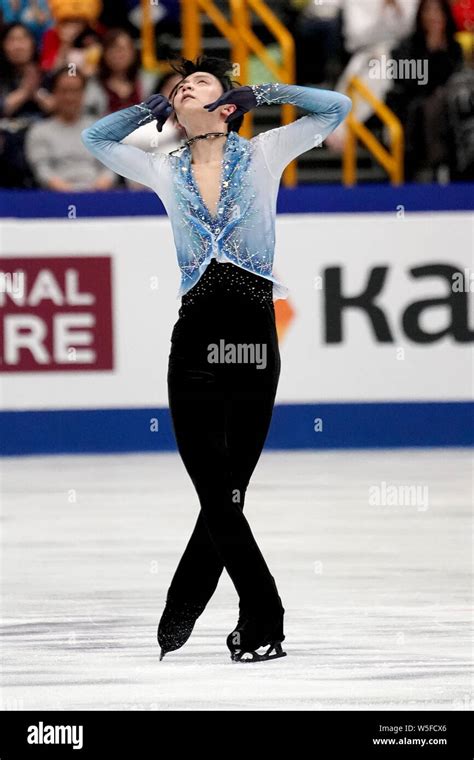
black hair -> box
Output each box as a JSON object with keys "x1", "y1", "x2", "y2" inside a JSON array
[
  {"x1": 98, "y1": 27, "x2": 140, "y2": 85},
  {"x1": 0, "y1": 22, "x2": 38, "y2": 80},
  {"x1": 154, "y1": 69, "x2": 181, "y2": 93},
  {"x1": 414, "y1": 0, "x2": 459, "y2": 48},
  {"x1": 166, "y1": 54, "x2": 244, "y2": 134}
]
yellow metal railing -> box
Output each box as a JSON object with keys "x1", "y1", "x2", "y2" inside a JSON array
[
  {"x1": 181, "y1": 0, "x2": 241, "y2": 59},
  {"x1": 141, "y1": 0, "x2": 407, "y2": 188},
  {"x1": 179, "y1": 0, "x2": 298, "y2": 186},
  {"x1": 343, "y1": 76, "x2": 404, "y2": 186},
  {"x1": 230, "y1": 0, "x2": 296, "y2": 186},
  {"x1": 141, "y1": 0, "x2": 165, "y2": 73},
  {"x1": 455, "y1": 31, "x2": 474, "y2": 63}
]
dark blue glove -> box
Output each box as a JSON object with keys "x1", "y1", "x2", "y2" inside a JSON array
[
  {"x1": 141, "y1": 94, "x2": 173, "y2": 132},
  {"x1": 203, "y1": 86, "x2": 258, "y2": 123}
]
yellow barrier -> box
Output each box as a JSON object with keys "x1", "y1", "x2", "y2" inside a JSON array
[
  {"x1": 179, "y1": 0, "x2": 298, "y2": 186},
  {"x1": 141, "y1": 0, "x2": 165, "y2": 73},
  {"x1": 343, "y1": 76, "x2": 404, "y2": 186},
  {"x1": 455, "y1": 31, "x2": 474, "y2": 62},
  {"x1": 182, "y1": 0, "x2": 242, "y2": 59},
  {"x1": 230, "y1": 0, "x2": 296, "y2": 186}
]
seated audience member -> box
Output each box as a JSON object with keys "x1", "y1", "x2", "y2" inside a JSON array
[
  {"x1": 326, "y1": 0, "x2": 418, "y2": 152},
  {"x1": 386, "y1": 0, "x2": 464, "y2": 180},
  {"x1": 25, "y1": 66, "x2": 115, "y2": 191},
  {"x1": 288, "y1": 0, "x2": 343, "y2": 86},
  {"x1": 40, "y1": 0, "x2": 103, "y2": 77},
  {"x1": 40, "y1": 1, "x2": 108, "y2": 119},
  {"x1": 98, "y1": 28, "x2": 143, "y2": 112},
  {"x1": 0, "y1": 22, "x2": 51, "y2": 188},
  {"x1": 446, "y1": 56, "x2": 474, "y2": 180}
]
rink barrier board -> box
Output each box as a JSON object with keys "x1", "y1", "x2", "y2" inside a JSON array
[
  {"x1": 1, "y1": 183, "x2": 473, "y2": 454},
  {"x1": 0, "y1": 181, "x2": 473, "y2": 218},
  {"x1": 0, "y1": 402, "x2": 472, "y2": 456}
]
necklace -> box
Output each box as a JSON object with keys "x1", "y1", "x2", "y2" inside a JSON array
[
  {"x1": 185, "y1": 131, "x2": 228, "y2": 148},
  {"x1": 169, "y1": 131, "x2": 228, "y2": 156}
]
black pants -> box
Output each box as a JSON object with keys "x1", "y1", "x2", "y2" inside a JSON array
[{"x1": 166, "y1": 280, "x2": 282, "y2": 617}]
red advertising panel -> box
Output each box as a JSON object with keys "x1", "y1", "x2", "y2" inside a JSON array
[{"x1": 0, "y1": 256, "x2": 113, "y2": 372}]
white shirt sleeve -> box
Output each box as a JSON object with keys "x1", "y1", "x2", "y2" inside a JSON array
[
  {"x1": 250, "y1": 83, "x2": 352, "y2": 178},
  {"x1": 81, "y1": 104, "x2": 167, "y2": 190},
  {"x1": 342, "y1": 0, "x2": 418, "y2": 52}
]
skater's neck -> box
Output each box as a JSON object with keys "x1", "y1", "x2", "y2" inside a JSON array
[{"x1": 189, "y1": 133, "x2": 228, "y2": 166}]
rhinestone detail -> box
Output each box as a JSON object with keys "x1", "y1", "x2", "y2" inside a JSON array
[{"x1": 178, "y1": 258, "x2": 273, "y2": 318}]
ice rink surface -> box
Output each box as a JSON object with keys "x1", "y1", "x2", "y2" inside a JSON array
[{"x1": 1, "y1": 449, "x2": 472, "y2": 711}]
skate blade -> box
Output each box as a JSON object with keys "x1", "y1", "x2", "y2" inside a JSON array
[{"x1": 231, "y1": 642, "x2": 287, "y2": 663}]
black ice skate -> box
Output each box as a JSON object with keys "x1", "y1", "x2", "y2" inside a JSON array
[
  {"x1": 226, "y1": 608, "x2": 287, "y2": 663},
  {"x1": 228, "y1": 640, "x2": 287, "y2": 663},
  {"x1": 158, "y1": 596, "x2": 207, "y2": 660}
]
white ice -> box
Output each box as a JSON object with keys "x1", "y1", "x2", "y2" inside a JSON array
[{"x1": 1, "y1": 449, "x2": 472, "y2": 711}]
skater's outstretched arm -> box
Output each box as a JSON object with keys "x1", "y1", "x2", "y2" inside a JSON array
[
  {"x1": 205, "y1": 82, "x2": 352, "y2": 179},
  {"x1": 250, "y1": 83, "x2": 352, "y2": 178},
  {"x1": 81, "y1": 98, "x2": 170, "y2": 189}
]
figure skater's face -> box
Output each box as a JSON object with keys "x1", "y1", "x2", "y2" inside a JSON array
[{"x1": 170, "y1": 71, "x2": 236, "y2": 134}]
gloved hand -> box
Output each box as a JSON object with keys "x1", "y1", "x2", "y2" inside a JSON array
[
  {"x1": 141, "y1": 94, "x2": 173, "y2": 132},
  {"x1": 203, "y1": 86, "x2": 258, "y2": 123}
]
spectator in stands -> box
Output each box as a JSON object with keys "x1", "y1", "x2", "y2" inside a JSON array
[
  {"x1": 287, "y1": 0, "x2": 343, "y2": 86},
  {"x1": 386, "y1": 0, "x2": 464, "y2": 181},
  {"x1": 98, "y1": 28, "x2": 142, "y2": 112},
  {"x1": 445, "y1": 45, "x2": 474, "y2": 180},
  {"x1": 341, "y1": 0, "x2": 418, "y2": 55},
  {"x1": 88, "y1": 0, "x2": 181, "y2": 54},
  {"x1": 325, "y1": 0, "x2": 418, "y2": 152},
  {"x1": 25, "y1": 66, "x2": 116, "y2": 191},
  {"x1": 0, "y1": 1, "x2": 53, "y2": 46},
  {"x1": 40, "y1": 0, "x2": 103, "y2": 77},
  {"x1": 0, "y1": 22, "x2": 51, "y2": 187},
  {"x1": 39, "y1": 1, "x2": 109, "y2": 120}
]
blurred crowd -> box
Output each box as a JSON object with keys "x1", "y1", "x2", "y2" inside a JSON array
[
  {"x1": 0, "y1": 0, "x2": 183, "y2": 190},
  {"x1": 287, "y1": 0, "x2": 474, "y2": 181},
  {"x1": 0, "y1": 0, "x2": 472, "y2": 191}
]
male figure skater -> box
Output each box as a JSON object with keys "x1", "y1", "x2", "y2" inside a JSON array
[{"x1": 82, "y1": 55, "x2": 351, "y2": 663}]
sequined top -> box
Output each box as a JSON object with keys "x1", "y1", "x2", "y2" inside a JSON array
[
  {"x1": 178, "y1": 256, "x2": 273, "y2": 318},
  {"x1": 81, "y1": 83, "x2": 352, "y2": 301}
]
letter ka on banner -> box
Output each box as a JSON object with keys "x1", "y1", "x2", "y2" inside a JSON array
[{"x1": 0, "y1": 257, "x2": 114, "y2": 372}]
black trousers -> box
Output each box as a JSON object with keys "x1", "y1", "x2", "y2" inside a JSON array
[{"x1": 166, "y1": 283, "x2": 282, "y2": 617}]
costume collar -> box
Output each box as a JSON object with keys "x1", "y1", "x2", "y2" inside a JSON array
[{"x1": 177, "y1": 131, "x2": 243, "y2": 227}]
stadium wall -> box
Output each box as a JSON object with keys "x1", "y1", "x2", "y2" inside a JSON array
[{"x1": 0, "y1": 183, "x2": 472, "y2": 455}]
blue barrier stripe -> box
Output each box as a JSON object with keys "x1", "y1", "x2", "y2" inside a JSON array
[
  {"x1": 0, "y1": 401, "x2": 472, "y2": 456},
  {"x1": 0, "y1": 182, "x2": 473, "y2": 219}
]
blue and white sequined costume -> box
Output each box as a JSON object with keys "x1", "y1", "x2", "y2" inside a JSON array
[{"x1": 81, "y1": 83, "x2": 352, "y2": 300}]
